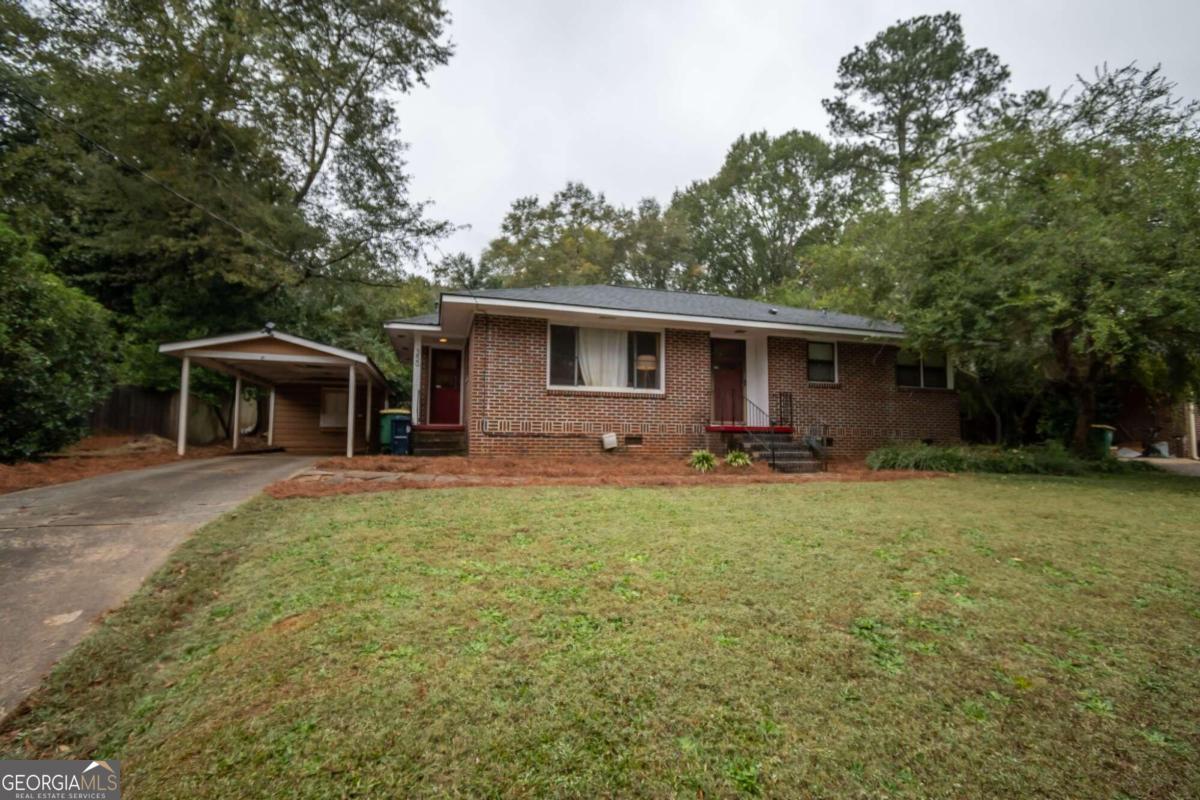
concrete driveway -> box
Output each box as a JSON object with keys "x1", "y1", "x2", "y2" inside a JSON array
[
  {"x1": 1147, "y1": 458, "x2": 1200, "y2": 477},
  {"x1": 0, "y1": 454, "x2": 312, "y2": 718}
]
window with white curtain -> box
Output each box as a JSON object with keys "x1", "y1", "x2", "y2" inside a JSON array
[{"x1": 548, "y1": 325, "x2": 661, "y2": 390}]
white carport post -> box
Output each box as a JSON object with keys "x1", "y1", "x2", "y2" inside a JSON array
[
  {"x1": 346, "y1": 364, "x2": 357, "y2": 458},
  {"x1": 231, "y1": 375, "x2": 242, "y2": 451},
  {"x1": 1187, "y1": 402, "x2": 1198, "y2": 460},
  {"x1": 365, "y1": 380, "x2": 372, "y2": 444},
  {"x1": 412, "y1": 334, "x2": 422, "y2": 425},
  {"x1": 177, "y1": 356, "x2": 190, "y2": 456},
  {"x1": 267, "y1": 387, "x2": 276, "y2": 446}
]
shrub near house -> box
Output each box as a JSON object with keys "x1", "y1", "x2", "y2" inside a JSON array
[{"x1": 0, "y1": 221, "x2": 113, "y2": 461}]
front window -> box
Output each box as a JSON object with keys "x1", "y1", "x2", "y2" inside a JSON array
[
  {"x1": 897, "y1": 350, "x2": 950, "y2": 389},
  {"x1": 808, "y1": 341, "x2": 836, "y2": 383},
  {"x1": 549, "y1": 325, "x2": 661, "y2": 390}
]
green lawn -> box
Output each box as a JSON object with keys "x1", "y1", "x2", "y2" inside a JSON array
[{"x1": 3, "y1": 474, "x2": 1199, "y2": 798}]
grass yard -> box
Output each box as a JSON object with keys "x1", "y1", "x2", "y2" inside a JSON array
[{"x1": 2, "y1": 474, "x2": 1198, "y2": 798}]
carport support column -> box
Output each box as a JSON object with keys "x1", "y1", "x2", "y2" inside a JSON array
[
  {"x1": 267, "y1": 387, "x2": 276, "y2": 447},
  {"x1": 412, "y1": 334, "x2": 422, "y2": 425},
  {"x1": 231, "y1": 376, "x2": 241, "y2": 451},
  {"x1": 177, "y1": 356, "x2": 190, "y2": 456},
  {"x1": 365, "y1": 381, "x2": 372, "y2": 444},
  {"x1": 1188, "y1": 401, "x2": 1198, "y2": 460},
  {"x1": 346, "y1": 365, "x2": 356, "y2": 458}
]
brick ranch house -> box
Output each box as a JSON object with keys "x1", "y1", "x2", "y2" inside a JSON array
[{"x1": 385, "y1": 285, "x2": 961, "y2": 465}]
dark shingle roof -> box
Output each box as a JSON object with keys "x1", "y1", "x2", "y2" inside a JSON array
[
  {"x1": 389, "y1": 311, "x2": 440, "y2": 325},
  {"x1": 419, "y1": 285, "x2": 902, "y2": 335}
]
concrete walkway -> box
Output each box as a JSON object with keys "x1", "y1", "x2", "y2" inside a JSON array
[
  {"x1": 0, "y1": 454, "x2": 312, "y2": 718},
  {"x1": 1145, "y1": 457, "x2": 1200, "y2": 477}
]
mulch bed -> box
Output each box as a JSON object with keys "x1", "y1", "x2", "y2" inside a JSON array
[
  {"x1": 265, "y1": 455, "x2": 948, "y2": 498},
  {"x1": 0, "y1": 435, "x2": 233, "y2": 495}
]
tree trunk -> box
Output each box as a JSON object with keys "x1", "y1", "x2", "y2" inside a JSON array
[
  {"x1": 1016, "y1": 391, "x2": 1043, "y2": 444},
  {"x1": 1070, "y1": 382, "x2": 1097, "y2": 454},
  {"x1": 979, "y1": 389, "x2": 1003, "y2": 444}
]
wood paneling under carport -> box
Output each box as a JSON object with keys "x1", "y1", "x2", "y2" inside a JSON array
[
  {"x1": 212, "y1": 338, "x2": 321, "y2": 356},
  {"x1": 272, "y1": 383, "x2": 381, "y2": 454}
]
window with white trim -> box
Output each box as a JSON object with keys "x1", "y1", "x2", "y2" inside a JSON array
[
  {"x1": 548, "y1": 325, "x2": 662, "y2": 390},
  {"x1": 320, "y1": 387, "x2": 348, "y2": 428},
  {"x1": 807, "y1": 341, "x2": 837, "y2": 383},
  {"x1": 896, "y1": 350, "x2": 949, "y2": 389}
]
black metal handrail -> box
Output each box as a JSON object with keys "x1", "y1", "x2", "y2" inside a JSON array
[
  {"x1": 742, "y1": 393, "x2": 778, "y2": 467},
  {"x1": 709, "y1": 390, "x2": 794, "y2": 428},
  {"x1": 706, "y1": 390, "x2": 800, "y2": 469}
]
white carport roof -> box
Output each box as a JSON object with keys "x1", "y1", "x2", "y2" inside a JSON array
[{"x1": 158, "y1": 327, "x2": 387, "y2": 387}]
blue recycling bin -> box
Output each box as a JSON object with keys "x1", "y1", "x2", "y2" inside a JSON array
[{"x1": 389, "y1": 413, "x2": 412, "y2": 456}]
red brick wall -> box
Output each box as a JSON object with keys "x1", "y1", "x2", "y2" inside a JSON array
[
  {"x1": 466, "y1": 315, "x2": 712, "y2": 456},
  {"x1": 768, "y1": 337, "x2": 960, "y2": 459},
  {"x1": 459, "y1": 314, "x2": 960, "y2": 461}
]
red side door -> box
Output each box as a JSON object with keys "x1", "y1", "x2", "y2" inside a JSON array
[
  {"x1": 711, "y1": 338, "x2": 745, "y2": 423},
  {"x1": 428, "y1": 349, "x2": 462, "y2": 425}
]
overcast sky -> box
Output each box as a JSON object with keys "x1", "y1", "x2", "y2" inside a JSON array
[{"x1": 396, "y1": 0, "x2": 1200, "y2": 266}]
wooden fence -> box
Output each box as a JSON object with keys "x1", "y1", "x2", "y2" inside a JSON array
[{"x1": 89, "y1": 385, "x2": 174, "y2": 437}]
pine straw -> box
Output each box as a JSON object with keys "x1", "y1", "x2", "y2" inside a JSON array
[
  {"x1": 0, "y1": 435, "x2": 231, "y2": 495},
  {"x1": 266, "y1": 455, "x2": 946, "y2": 498}
]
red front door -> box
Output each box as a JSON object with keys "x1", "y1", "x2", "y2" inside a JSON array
[
  {"x1": 428, "y1": 349, "x2": 462, "y2": 424},
  {"x1": 711, "y1": 338, "x2": 745, "y2": 423}
]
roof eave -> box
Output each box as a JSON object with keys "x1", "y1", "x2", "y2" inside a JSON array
[{"x1": 437, "y1": 294, "x2": 904, "y2": 340}]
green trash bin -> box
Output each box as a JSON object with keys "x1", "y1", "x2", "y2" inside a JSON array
[
  {"x1": 379, "y1": 408, "x2": 407, "y2": 449},
  {"x1": 1088, "y1": 424, "x2": 1116, "y2": 458}
]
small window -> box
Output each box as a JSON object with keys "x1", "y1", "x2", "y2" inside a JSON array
[
  {"x1": 808, "y1": 341, "x2": 836, "y2": 383},
  {"x1": 548, "y1": 325, "x2": 661, "y2": 390},
  {"x1": 923, "y1": 352, "x2": 948, "y2": 389},
  {"x1": 625, "y1": 434, "x2": 644, "y2": 447},
  {"x1": 897, "y1": 350, "x2": 950, "y2": 389},
  {"x1": 320, "y1": 388, "x2": 348, "y2": 428},
  {"x1": 896, "y1": 350, "x2": 922, "y2": 388}
]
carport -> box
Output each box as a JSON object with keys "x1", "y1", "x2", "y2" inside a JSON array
[{"x1": 159, "y1": 327, "x2": 388, "y2": 457}]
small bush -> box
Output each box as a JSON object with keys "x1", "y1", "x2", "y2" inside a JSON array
[
  {"x1": 725, "y1": 450, "x2": 752, "y2": 468},
  {"x1": 866, "y1": 441, "x2": 1143, "y2": 476},
  {"x1": 688, "y1": 449, "x2": 717, "y2": 473},
  {"x1": 0, "y1": 221, "x2": 114, "y2": 461}
]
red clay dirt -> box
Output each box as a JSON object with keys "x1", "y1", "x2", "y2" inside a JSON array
[
  {"x1": 265, "y1": 455, "x2": 948, "y2": 498},
  {"x1": 0, "y1": 435, "x2": 234, "y2": 495}
]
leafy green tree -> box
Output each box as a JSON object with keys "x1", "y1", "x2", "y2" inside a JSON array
[
  {"x1": 898, "y1": 66, "x2": 1200, "y2": 451},
  {"x1": 823, "y1": 12, "x2": 1009, "y2": 211},
  {"x1": 0, "y1": 219, "x2": 113, "y2": 461},
  {"x1": 481, "y1": 182, "x2": 629, "y2": 287},
  {"x1": 620, "y1": 199, "x2": 702, "y2": 291},
  {"x1": 480, "y1": 185, "x2": 702, "y2": 291},
  {"x1": 1, "y1": 0, "x2": 452, "y2": 383},
  {"x1": 433, "y1": 251, "x2": 501, "y2": 290},
  {"x1": 673, "y1": 130, "x2": 869, "y2": 298}
]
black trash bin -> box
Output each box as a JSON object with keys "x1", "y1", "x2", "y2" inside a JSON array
[{"x1": 390, "y1": 413, "x2": 412, "y2": 456}]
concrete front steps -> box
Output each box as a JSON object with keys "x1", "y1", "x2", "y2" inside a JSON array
[
  {"x1": 411, "y1": 427, "x2": 467, "y2": 456},
  {"x1": 734, "y1": 432, "x2": 823, "y2": 473}
]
